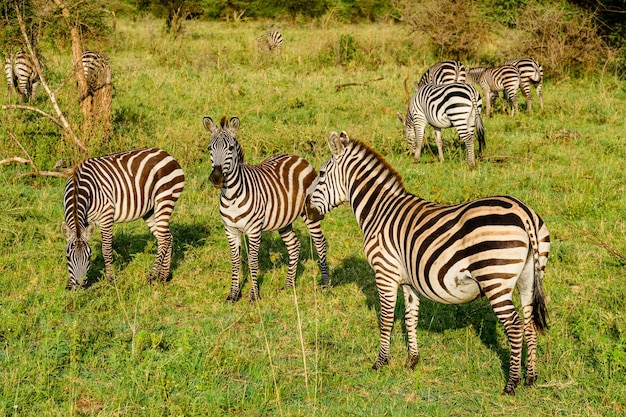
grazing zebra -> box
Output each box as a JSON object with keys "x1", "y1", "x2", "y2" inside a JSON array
[
  {"x1": 305, "y1": 131, "x2": 550, "y2": 395},
  {"x1": 80, "y1": 50, "x2": 112, "y2": 96},
  {"x1": 504, "y1": 58, "x2": 544, "y2": 112},
  {"x1": 4, "y1": 50, "x2": 40, "y2": 103},
  {"x1": 415, "y1": 60, "x2": 466, "y2": 89},
  {"x1": 62, "y1": 148, "x2": 185, "y2": 289},
  {"x1": 257, "y1": 30, "x2": 283, "y2": 54},
  {"x1": 203, "y1": 116, "x2": 329, "y2": 302},
  {"x1": 398, "y1": 82, "x2": 485, "y2": 168},
  {"x1": 466, "y1": 64, "x2": 521, "y2": 117}
]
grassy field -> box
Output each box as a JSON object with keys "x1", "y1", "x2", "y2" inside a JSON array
[{"x1": 1, "y1": 17, "x2": 625, "y2": 416}]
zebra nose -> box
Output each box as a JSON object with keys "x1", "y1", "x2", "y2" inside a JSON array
[
  {"x1": 304, "y1": 195, "x2": 324, "y2": 222},
  {"x1": 209, "y1": 166, "x2": 224, "y2": 188}
]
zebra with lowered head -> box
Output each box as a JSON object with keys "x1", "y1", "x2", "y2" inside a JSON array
[
  {"x1": 204, "y1": 116, "x2": 329, "y2": 302},
  {"x1": 257, "y1": 30, "x2": 283, "y2": 54},
  {"x1": 4, "y1": 50, "x2": 40, "y2": 103},
  {"x1": 466, "y1": 64, "x2": 521, "y2": 117},
  {"x1": 80, "y1": 50, "x2": 112, "y2": 96},
  {"x1": 504, "y1": 58, "x2": 544, "y2": 112},
  {"x1": 398, "y1": 82, "x2": 485, "y2": 168},
  {"x1": 305, "y1": 131, "x2": 550, "y2": 395},
  {"x1": 415, "y1": 60, "x2": 466, "y2": 89},
  {"x1": 62, "y1": 148, "x2": 185, "y2": 289}
]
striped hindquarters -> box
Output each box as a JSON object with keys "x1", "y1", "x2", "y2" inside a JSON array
[
  {"x1": 4, "y1": 50, "x2": 40, "y2": 102},
  {"x1": 257, "y1": 31, "x2": 283, "y2": 53},
  {"x1": 504, "y1": 58, "x2": 544, "y2": 112},
  {"x1": 467, "y1": 64, "x2": 520, "y2": 116},
  {"x1": 81, "y1": 50, "x2": 112, "y2": 95},
  {"x1": 416, "y1": 60, "x2": 466, "y2": 88}
]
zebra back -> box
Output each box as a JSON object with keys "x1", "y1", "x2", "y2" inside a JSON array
[
  {"x1": 416, "y1": 60, "x2": 466, "y2": 89},
  {"x1": 504, "y1": 58, "x2": 543, "y2": 85},
  {"x1": 81, "y1": 50, "x2": 112, "y2": 95},
  {"x1": 4, "y1": 50, "x2": 40, "y2": 103}
]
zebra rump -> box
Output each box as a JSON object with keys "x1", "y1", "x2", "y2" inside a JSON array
[
  {"x1": 306, "y1": 132, "x2": 550, "y2": 395},
  {"x1": 5, "y1": 50, "x2": 40, "y2": 103},
  {"x1": 415, "y1": 60, "x2": 466, "y2": 89},
  {"x1": 62, "y1": 148, "x2": 185, "y2": 289},
  {"x1": 504, "y1": 58, "x2": 544, "y2": 112}
]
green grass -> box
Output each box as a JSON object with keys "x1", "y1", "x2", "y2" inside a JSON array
[{"x1": 1, "y1": 17, "x2": 625, "y2": 416}]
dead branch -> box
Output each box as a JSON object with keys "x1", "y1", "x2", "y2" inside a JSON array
[
  {"x1": 335, "y1": 77, "x2": 384, "y2": 92},
  {"x1": 564, "y1": 219, "x2": 626, "y2": 264},
  {"x1": 1, "y1": 104, "x2": 64, "y2": 128},
  {"x1": 1, "y1": 131, "x2": 70, "y2": 179}
]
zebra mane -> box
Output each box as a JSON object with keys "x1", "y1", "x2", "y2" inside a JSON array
[
  {"x1": 70, "y1": 168, "x2": 82, "y2": 239},
  {"x1": 220, "y1": 115, "x2": 227, "y2": 128},
  {"x1": 350, "y1": 139, "x2": 406, "y2": 192}
]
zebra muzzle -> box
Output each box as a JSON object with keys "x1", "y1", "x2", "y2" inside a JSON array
[
  {"x1": 209, "y1": 166, "x2": 225, "y2": 188},
  {"x1": 304, "y1": 195, "x2": 324, "y2": 222}
]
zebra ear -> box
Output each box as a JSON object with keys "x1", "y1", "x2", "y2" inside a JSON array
[
  {"x1": 61, "y1": 222, "x2": 74, "y2": 239},
  {"x1": 228, "y1": 117, "x2": 240, "y2": 133},
  {"x1": 396, "y1": 112, "x2": 404, "y2": 125},
  {"x1": 203, "y1": 116, "x2": 218, "y2": 133},
  {"x1": 84, "y1": 223, "x2": 96, "y2": 240},
  {"x1": 328, "y1": 131, "x2": 344, "y2": 156}
]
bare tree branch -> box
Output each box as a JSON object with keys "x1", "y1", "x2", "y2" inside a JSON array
[
  {"x1": 1, "y1": 104, "x2": 64, "y2": 128},
  {"x1": 1, "y1": 131, "x2": 70, "y2": 178}
]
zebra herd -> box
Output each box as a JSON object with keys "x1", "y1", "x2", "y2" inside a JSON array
[
  {"x1": 400, "y1": 58, "x2": 544, "y2": 167},
  {"x1": 2, "y1": 42, "x2": 549, "y2": 395}
]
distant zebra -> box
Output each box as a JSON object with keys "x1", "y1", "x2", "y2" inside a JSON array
[
  {"x1": 504, "y1": 58, "x2": 543, "y2": 112},
  {"x1": 4, "y1": 50, "x2": 40, "y2": 103},
  {"x1": 80, "y1": 50, "x2": 112, "y2": 96},
  {"x1": 398, "y1": 82, "x2": 485, "y2": 168},
  {"x1": 415, "y1": 60, "x2": 466, "y2": 89},
  {"x1": 257, "y1": 30, "x2": 283, "y2": 54},
  {"x1": 466, "y1": 64, "x2": 521, "y2": 117},
  {"x1": 62, "y1": 148, "x2": 185, "y2": 289},
  {"x1": 305, "y1": 131, "x2": 550, "y2": 395},
  {"x1": 203, "y1": 116, "x2": 329, "y2": 302}
]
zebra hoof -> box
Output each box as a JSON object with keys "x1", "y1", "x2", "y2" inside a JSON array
[
  {"x1": 372, "y1": 356, "x2": 389, "y2": 370},
  {"x1": 525, "y1": 375, "x2": 537, "y2": 387},
  {"x1": 407, "y1": 354, "x2": 420, "y2": 370},
  {"x1": 226, "y1": 294, "x2": 239, "y2": 303}
]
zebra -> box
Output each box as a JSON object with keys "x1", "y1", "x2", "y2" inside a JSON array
[
  {"x1": 305, "y1": 131, "x2": 550, "y2": 395},
  {"x1": 80, "y1": 50, "x2": 112, "y2": 96},
  {"x1": 415, "y1": 60, "x2": 466, "y2": 89},
  {"x1": 257, "y1": 30, "x2": 283, "y2": 54},
  {"x1": 466, "y1": 64, "x2": 521, "y2": 117},
  {"x1": 61, "y1": 148, "x2": 185, "y2": 289},
  {"x1": 203, "y1": 115, "x2": 329, "y2": 302},
  {"x1": 4, "y1": 50, "x2": 40, "y2": 103},
  {"x1": 397, "y1": 82, "x2": 485, "y2": 168},
  {"x1": 504, "y1": 58, "x2": 544, "y2": 113}
]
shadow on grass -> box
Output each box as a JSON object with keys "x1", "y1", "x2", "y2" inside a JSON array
[
  {"x1": 330, "y1": 254, "x2": 510, "y2": 378},
  {"x1": 84, "y1": 220, "x2": 212, "y2": 288}
]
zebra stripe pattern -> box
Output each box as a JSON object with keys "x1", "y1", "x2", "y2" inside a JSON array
[
  {"x1": 466, "y1": 64, "x2": 521, "y2": 117},
  {"x1": 504, "y1": 58, "x2": 544, "y2": 112},
  {"x1": 4, "y1": 50, "x2": 40, "y2": 103},
  {"x1": 415, "y1": 60, "x2": 466, "y2": 89},
  {"x1": 81, "y1": 50, "x2": 112, "y2": 96},
  {"x1": 204, "y1": 116, "x2": 329, "y2": 302},
  {"x1": 62, "y1": 148, "x2": 185, "y2": 289},
  {"x1": 305, "y1": 132, "x2": 550, "y2": 395},
  {"x1": 398, "y1": 82, "x2": 485, "y2": 168},
  {"x1": 257, "y1": 30, "x2": 283, "y2": 54}
]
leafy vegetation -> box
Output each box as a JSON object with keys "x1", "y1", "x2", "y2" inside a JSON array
[{"x1": 1, "y1": 14, "x2": 625, "y2": 417}]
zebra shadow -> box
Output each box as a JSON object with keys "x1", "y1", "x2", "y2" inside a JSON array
[
  {"x1": 330, "y1": 254, "x2": 509, "y2": 377},
  {"x1": 84, "y1": 220, "x2": 212, "y2": 288}
]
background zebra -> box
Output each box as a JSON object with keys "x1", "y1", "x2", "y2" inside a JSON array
[
  {"x1": 306, "y1": 131, "x2": 550, "y2": 395},
  {"x1": 504, "y1": 58, "x2": 544, "y2": 112},
  {"x1": 81, "y1": 50, "x2": 112, "y2": 96},
  {"x1": 466, "y1": 64, "x2": 521, "y2": 117},
  {"x1": 4, "y1": 50, "x2": 40, "y2": 103},
  {"x1": 203, "y1": 115, "x2": 329, "y2": 302},
  {"x1": 415, "y1": 60, "x2": 466, "y2": 89},
  {"x1": 62, "y1": 148, "x2": 185, "y2": 289},
  {"x1": 257, "y1": 30, "x2": 283, "y2": 54},
  {"x1": 398, "y1": 82, "x2": 485, "y2": 168}
]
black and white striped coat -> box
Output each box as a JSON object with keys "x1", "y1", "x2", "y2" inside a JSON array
[
  {"x1": 204, "y1": 116, "x2": 328, "y2": 302},
  {"x1": 306, "y1": 132, "x2": 550, "y2": 395},
  {"x1": 81, "y1": 50, "x2": 112, "y2": 96},
  {"x1": 399, "y1": 82, "x2": 485, "y2": 168},
  {"x1": 4, "y1": 50, "x2": 40, "y2": 103},
  {"x1": 504, "y1": 58, "x2": 544, "y2": 112},
  {"x1": 62, "y1": 148, "x2": 185, "y2": 289},
  {"x1": 257, "y1": 31, "x2": 283, "y2": 54},
  {"x1": 415, "y1": 60, "x2": 466, "y2": 89},
  {"x1": 466, "y1": 64, "x2": 521, "y2": 117}
]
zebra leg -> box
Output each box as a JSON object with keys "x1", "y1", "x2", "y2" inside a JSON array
[
  {"x1": 278, "y1": 224, "x2": 300, "y2": 289},
  {"x1": 100, "y1": 220, "x2": 115, "y2": 281},
  {"x1": 434, "y1": 129, "x2": 444, "y2": 163},
  {"x1": 372, "y1": 272, "x2": 399, "y2": 370},
  {"x1": 536, "y1": 84, "x2": 543, "y2": 112},
  {"x1": 517, "y1": 257, "x2": 540, "y2": 387},
  {"x1": 508, "y1": 88, "x2": 518, "y2": 117},
  {"x1": 482, "y1": 86, "x2": 492, "y2": 117},
  {"x1": 225, "y1": 228, "x2": 243, "y2": 302},
  {"x1": 521, "y1": 82, "x2": 532, "y2": 112},
  {"x1": 402, "y1": 285, "x2": 420, "y2": 369},
  {"x1": 145, "y1": 211, "x2": 174, "y2": 282},
  {"x1": 490, "y1": 297, "x2": 524, "y2": 395},
  {"x1": 303, "y1": 216, "x2": 330, "y2": 288},
  {"x1": 412, "y1": 123, "x2": 426, "y2": 163},
  {"x1": 247, "y1": 231, "x2": 262, "y2": 302}
]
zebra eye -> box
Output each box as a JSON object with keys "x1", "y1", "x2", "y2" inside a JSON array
[{"x1": 228, "y1": 145, "x2": 234, "y2": 151}]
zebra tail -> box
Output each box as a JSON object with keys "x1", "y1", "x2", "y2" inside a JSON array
[
  {"x1": 473, "y1": 100, "x2": 486, "y2": 154},
  {"x1": 528, "y1": 218, "x2": 548, "y2": 333}
]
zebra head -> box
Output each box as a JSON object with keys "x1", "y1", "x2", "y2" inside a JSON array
[
  {"x1": 203, "y1": 115, "x2": 242, "y2": 189},
  {"x1": 305, "y1": 131, "x2": 351, "y2": 222},
  {"x1": 61, "y1": 221, "x2": 96, "y2": 289}
]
